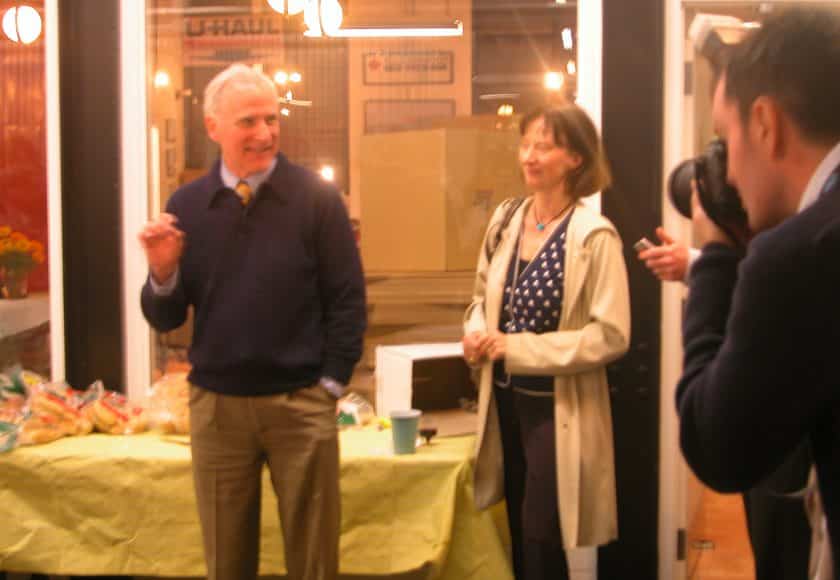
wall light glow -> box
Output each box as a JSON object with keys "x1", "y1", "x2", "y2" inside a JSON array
[
  {"x1": 153, "y1": 70, "x2": 171, "y2": 88},
  {"x1": 544, "y1": 71, "x2": 564, "y2": 91},
  {"x1": 320, "y1": 165, "x2": 335, "y2": 181}
]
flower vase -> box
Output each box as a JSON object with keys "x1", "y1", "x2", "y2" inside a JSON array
[{"x1": 1, "y1": 269, "x2": 29, "y2": 299}]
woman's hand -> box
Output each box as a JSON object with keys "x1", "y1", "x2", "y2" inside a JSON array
[
  {"x1": 462, "y1": 331, "x2": 490, "y2": 365},
  {"x1": 484, "y1": 330, "x2": 507, "y2": 361}
]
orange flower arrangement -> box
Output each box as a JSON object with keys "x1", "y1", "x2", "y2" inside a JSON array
[{"x1": 0, "y1": 227, "x2": 45, "y2": 273}]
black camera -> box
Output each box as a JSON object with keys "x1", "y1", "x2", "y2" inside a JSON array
[{"x1": 667, "y1": 138, "x2": 749, "y2": 242}]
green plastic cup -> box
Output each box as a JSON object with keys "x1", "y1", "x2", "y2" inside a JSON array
[{"x1": 390, "y1": 409, "x2": 422, "y2": 455}]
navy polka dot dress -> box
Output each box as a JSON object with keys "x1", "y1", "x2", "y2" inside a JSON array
[{"x1": 493, "y1": 210, "x2": 573, "y2": 394}]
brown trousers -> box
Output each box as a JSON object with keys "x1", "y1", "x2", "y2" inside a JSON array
[{"x1": 189, "y1": 384, "x2": 340, "y2": 580}]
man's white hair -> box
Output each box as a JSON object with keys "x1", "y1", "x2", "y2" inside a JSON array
[{"x1": 203, "y1": 63, "x2": 277, "y2": 119}]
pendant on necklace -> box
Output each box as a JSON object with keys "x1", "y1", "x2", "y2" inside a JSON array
[{"x1": 536, "y1": 222, "x2": 545, "y2": 232}]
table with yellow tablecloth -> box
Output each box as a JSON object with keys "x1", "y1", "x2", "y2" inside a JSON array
[{"x1": 0, "y1": 429, "x2": 512, "y2": 579}]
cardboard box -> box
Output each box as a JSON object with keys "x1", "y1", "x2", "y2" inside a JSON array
[
  {"x1": 375, "y1": 342, "x2": 477, "y2": 435},
  {"x1": 360, "y1": 127, "x2": 523, "y2": 272}
]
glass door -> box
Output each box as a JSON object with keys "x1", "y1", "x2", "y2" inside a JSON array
[
  {"x1": 0, "y1": 0, "x2": 60, "y2": 387},
  {"x1": 121, "y1": 2, "x2": 610, "y2": 577},
  {"x1": 130, "y1": 0, "x2": 590, "y2": 399}
]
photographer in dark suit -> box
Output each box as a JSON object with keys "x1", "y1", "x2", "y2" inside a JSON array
[
  {"x1": 676, "y1": 7, "x2": 840, "y2": 575},
  {"x1": 639, "y1": 227, "x2": 812, "y2": 580}
]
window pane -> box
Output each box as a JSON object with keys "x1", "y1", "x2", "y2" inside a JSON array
[
  {"x1": 145, "y1": 0, "x2": 579, "y2": 401},
  {"x1": 0, "y1": 1, "x2": 51, "y2": 383}
]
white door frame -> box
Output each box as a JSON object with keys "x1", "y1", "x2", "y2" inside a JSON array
[
  {"x1": 568, "y1": 2, "x2": 603, "y2": 577},
  {"x1": 45, "y1": 0, "x2": 65, "y2": 380},
  {"x1": 577, "y1": 0, "x2": 603, "y2": 215},
  {"x1": 660, "y1": 1, "x2": 692, "y2": 579},
  {"x1": 120, "y1": 1, "x2": 152, "y2": 401}
]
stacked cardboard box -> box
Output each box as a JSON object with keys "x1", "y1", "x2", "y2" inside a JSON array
[{"x1": 360, "y1": 126, "x2": 523, "y2": 272}]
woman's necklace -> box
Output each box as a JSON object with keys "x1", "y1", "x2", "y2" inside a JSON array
[{"x1": 533, "y1": 198, "x2": 575, "y2": 232}]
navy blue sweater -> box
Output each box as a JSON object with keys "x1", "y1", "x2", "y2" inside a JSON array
[
  {"x1": 141, "y1": 154, "x2": 366, "y2": 395},
  {"x1": 677, "y1": 172, "x2": 840, "y2": 565}
]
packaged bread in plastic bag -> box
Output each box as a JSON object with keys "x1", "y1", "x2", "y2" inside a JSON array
[
  {"x1": 84, "y1": 383, "x2": 149, "y2": 435},
  {"x1": 336, "y1": 392, "x2": 375, "y2": 428},
  {"x1": 0, "y1": 420, "x2": 18, "y2": 452},
  {"x1": 0, "y1": 366, "x2": 49, "y2": 451},
  {"x1": 0, "y1": 372, "x2": 26, "y2": 424},
  {"x1": 0, "y1": 365, "x2": 47, "y2": 422},
  {"x1": 147, "y1": 373, "x2": 190, "y2": 434},
  {"x1": 0, "y1": 373, "x2": 23, "y2": 451},
  {"x1": 18, "y1": 381, "x2": 94, "y2": 446}
]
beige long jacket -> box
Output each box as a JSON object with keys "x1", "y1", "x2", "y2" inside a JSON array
[{"x1": 464, "y1": 197, "x2": 631, "y2": 548}]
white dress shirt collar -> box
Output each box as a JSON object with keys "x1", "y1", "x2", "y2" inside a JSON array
[
  {"x1": 797, "y1": 140, "x2": 840, "y2": 213},
  {"x1": 219, "y1": 158, "x2": 278, "y2": 200}
]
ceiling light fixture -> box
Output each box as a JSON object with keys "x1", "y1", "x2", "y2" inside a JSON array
[
  {"x1": 325, "y1": 21, "x2": 463, "y2": 38},
  {"x1": 278, "y1": 96, "x2": 313, "y2": 107},
  {"x1": 274, "y1": 70, "x2": 302, "y2": 85},
  {"x1": 301, "y1": 0, "x2": 463, "y2": 39},
  {"x1": 267, "y1": 0, "x2": 306, "y2": 15},
  {"x1": 303, "y1": 0, "x2": 322, "y2": 36},
  {"x1": 319, "y1": 0, "x2": 343, "y2": 35},
  {"x1": 479, "y1": 93, "x2": 520, "y2": 101},
  {"x1": 561, "y1": 27, "x2": 573, "y2": 50},
  {"x1": 2, "y1": 5, "x2": 41, "y2": 44},
  {"x1": 496, "y1": 104, "x2": 514, "y2": 117}
]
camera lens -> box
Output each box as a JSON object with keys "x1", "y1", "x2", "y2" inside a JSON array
[
  {"x1": 666, "y1": 138, "x2": 749, "y2": 244},
  {"x1": 667, "y1": 159, "x2": 695, "y2": 219}
]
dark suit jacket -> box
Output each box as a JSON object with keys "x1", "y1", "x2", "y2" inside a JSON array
[{"x1": 676, "y1": 165, "x2": 840, "y2": 566}]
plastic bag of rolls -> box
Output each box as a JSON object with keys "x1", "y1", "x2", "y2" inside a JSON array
[
  {"x1": 0, "y1": 367, "x2": 49, "y2": 451},
  {"x1": 83, "y1": 381, "x2": 149, "y2": 435},
  {"x1": 147, "y1": 373, "x2": 190, "y2": 435},
  {"x1": 0, "y1": 365, "x2": 48, "y2": 422},
  {"x1": 0, "y1": 371, "x2": 27, "y2": 424},
  {"x1": 18, "y1": 381, "x2": 94, "y2": 446}
]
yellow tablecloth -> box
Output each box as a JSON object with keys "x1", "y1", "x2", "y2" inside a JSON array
[{"x1": 0, "y1": 429, "x2": 512, "y2": 579}]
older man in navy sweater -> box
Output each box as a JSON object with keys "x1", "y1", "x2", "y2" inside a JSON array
[
  {"x1": 138, "y1": 64, "x2": 366, "y2": 580},
  {"x1": 677, "y1": 8, "x2": 840, "y2": 576}
]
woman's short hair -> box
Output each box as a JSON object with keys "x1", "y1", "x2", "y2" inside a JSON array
[
  {"x1": 519, "y1": 105, "x2": 612, "y2": 198},
  {"x1": 203, "y1": 63, "x2": 277, "y2": 119}
]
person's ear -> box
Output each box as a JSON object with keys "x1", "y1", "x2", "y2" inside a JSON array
[
  {"x1": 750, "y1": 96, "x2": 783, "y2": 159},
  {"x1": 205, "y1": 115, "x2": 219, "y2": 144}
]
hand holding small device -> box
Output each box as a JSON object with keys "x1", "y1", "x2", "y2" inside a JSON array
[
  {"x1": 633, "y1": 237, "x2": 656, "y2": 253},
  {"x1": 635, "y1": 228, "x2": 691, "y2": 282}
]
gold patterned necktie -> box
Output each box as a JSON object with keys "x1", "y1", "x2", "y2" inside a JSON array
[{"x1": 235, "y1": 180, "x2": 252, "y2": 206}]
